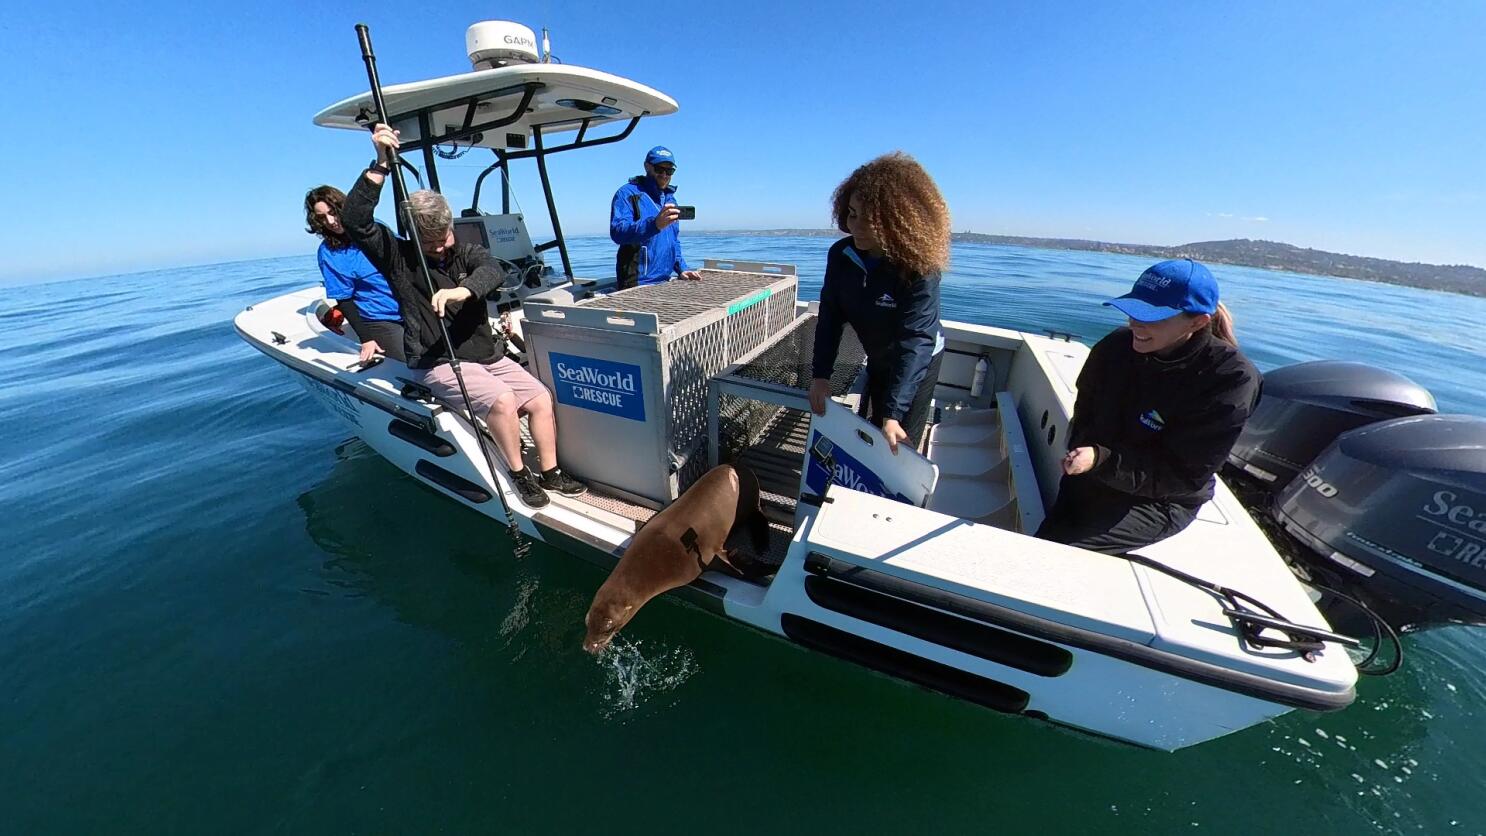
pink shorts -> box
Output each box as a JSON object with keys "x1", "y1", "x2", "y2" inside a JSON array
[{"x1": 416, "y1": 357, "x2": 549, "y2": 419}]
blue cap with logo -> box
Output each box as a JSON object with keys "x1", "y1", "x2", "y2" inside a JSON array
[
  {"x1": 1104, "y1": 259, "x2": 1219, "y2": 322},
  {"x1": 645, "y1": 146, "x2": 677, "y2": 169}
]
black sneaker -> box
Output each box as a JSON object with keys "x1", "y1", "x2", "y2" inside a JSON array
[
  {"x1": 511, "y1": 467, "x2": 550, "y2": 508},
  {"x1": 539, "y1": 467, "x2": 588, "y2": 497}
]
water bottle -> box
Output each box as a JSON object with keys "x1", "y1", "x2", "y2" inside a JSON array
[{"x1": 970, "y1": 357, "x2": 989, "y2": 398}]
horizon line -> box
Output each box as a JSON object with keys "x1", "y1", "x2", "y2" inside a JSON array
[{"x1": 4, "y1": 228, "x2": 1480, "y2": 289}]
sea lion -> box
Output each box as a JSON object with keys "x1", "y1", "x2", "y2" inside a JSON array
[{"x1": 583, "y1": 463, "x2": 771, "y2": 653}]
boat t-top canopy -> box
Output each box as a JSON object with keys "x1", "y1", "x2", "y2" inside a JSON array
[
  {"x1": 313, "y1": 63, "x2": 677, "y2": 153},
  {"x1": 313, "y1": 61, "x2": 678, "y2": 279}
]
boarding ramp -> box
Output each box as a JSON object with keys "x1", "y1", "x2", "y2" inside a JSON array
[{"x1": 523, "y1": 266, "x2": 798, "y2": 507}]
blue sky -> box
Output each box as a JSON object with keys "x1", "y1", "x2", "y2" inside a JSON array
[{"x1": 4, "y1": 1, "x2": 1483, "y2": 283}]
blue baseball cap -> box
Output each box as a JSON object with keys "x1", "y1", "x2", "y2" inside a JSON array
[
  {"x1": 644, "y1": 146, "x2": 677, "y2": 169},
  {"x1": 1105, "y1": 259, "x2": 1220, "y2": 322}
]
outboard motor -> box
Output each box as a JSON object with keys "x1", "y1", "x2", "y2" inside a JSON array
[
  {"x1": 1228, "y1": 361, "x2": 1436, "y2": 488},
  {"x1": 1274, "y1": 414, "x2": 1486, "y2": 632}
]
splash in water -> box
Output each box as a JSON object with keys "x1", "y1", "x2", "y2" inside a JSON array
[
  {"x1": 500, "y1": 577, "x2": 538, "y2": 638},
  {"x1": 596, "y1": 637, "x2": 698, "y2": 717}
]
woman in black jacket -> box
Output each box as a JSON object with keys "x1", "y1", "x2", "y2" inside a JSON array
[
  {"x1": 808, "y1": 152, "x2": 951, "y2": 453},
  {"x1": 1036, "y1": 259, "x2": 1260, "y2": 554}
]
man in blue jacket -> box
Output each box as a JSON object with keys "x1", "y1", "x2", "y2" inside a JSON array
[{"x1": 609, "y1": 146, "x2": 702, "y2": 288}]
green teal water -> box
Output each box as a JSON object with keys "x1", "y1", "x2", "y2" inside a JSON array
[{"x1": 3, "y1": 238, "x2": 1484, "y2": 834}]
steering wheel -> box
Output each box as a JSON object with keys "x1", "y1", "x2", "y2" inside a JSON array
[{"x1": 491, "y1": 257, "x2": 527, "y2": 291}]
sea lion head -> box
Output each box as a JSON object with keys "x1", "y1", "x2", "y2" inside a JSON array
[{"x1": 583, "y1": 597, "x2": 635, "y2": 654}]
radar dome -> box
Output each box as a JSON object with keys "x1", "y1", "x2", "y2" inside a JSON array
[{"x1": 466, "y1": 21, "x2": 540, "y2": 70}]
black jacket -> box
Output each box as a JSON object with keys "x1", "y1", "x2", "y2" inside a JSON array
[
  {"x1": 1068, "y1": 327, "x2": 1260, "y2": 505},
  {"x1": 343, "y1": 174, "x2": 508, "y2": 369},
  {"x1": 811, "y1": 236, "x2": 943, "y2": 422}
]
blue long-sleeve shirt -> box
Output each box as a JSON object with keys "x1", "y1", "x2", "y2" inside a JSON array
[
  {"x1": 317, "y1": 240, "x2": 402, "y2": 323},
  {"x1": 609, "y1": 175, "x2": 690, "y2": 285},
  {"x1": 812, "y1": 236, "x2": 945, "y2": 422}
]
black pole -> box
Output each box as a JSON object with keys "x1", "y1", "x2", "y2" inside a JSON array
[
  {"x1": 501, "y1": 159, "x2": 511, "y2": 214},
  {"x1": 417, "y1": 110, "x2": 442, "y2": 193},
  {"x1": 531, "y1": 125, "x2": 574, "y2": 279},
  {"x1": 355, "y1": 23, "x2": 528, "y2": 556}
]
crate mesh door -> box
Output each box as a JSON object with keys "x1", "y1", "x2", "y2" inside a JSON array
[{"x1": 665, "y1": 317, "x2": 728, "y2": 493}]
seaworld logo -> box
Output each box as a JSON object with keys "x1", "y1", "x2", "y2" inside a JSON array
[
  {"x1": 805, "y1": 433, "x2": 909, "y2": 503},
  {"x1": 1424, "y1": 491, "x2": 1486, "y2": 533},
  {"x1": 831, "y1": 461, "x2": 875, "y2": 494},
  {"x1": 554, "y1": 361, "x2": 637, "y2": 392},
  {"x1": 550, "y1": 352, "x2": 645, "y2": 421}
]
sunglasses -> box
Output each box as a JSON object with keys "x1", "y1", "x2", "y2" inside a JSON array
[{"x1": 652, "y1": 166, "x2": 676, "y2": 175}]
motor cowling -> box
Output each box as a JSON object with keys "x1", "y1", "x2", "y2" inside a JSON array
[
  {"x1": 1273, "y1": 414, "x2": 1486, "y2": 630},
  {"x1": 1228, "y1": 360, "x2": 1436, "y2": 488}
]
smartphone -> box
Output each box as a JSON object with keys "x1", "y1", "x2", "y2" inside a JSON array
[{"x1": 677, "y1": 205, "x2": 696, "y2": 221}]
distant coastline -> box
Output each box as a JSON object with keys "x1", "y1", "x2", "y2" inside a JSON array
[{"x1": 694, "y1": 230, "x2": 1486, "y2": 298}]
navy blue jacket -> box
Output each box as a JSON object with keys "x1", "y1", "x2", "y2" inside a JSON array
[
  {"x1": 812, "y1": 236, "x2": 944, "y2": 422},
  {"x1": 609, "y1": 175, "x2": 690, "y2": 285}
]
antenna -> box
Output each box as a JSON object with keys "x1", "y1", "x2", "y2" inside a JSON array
[{"x1": 541, "y1": 27, "x2": 552, "y2": 62}]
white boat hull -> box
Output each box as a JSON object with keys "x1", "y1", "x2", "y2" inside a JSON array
[{"x1": 235, "y1": 280, "x2": 1356, "y2": 751}]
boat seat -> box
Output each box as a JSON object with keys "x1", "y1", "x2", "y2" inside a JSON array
[
  {"x1": 933, "y1": 441, "x2": 1008, "y2": 476},
  {"x1": 927, "y1": 467, "x2": 1013, "y2": 519},
  {"x1": 928, "y1": 419, "x2": 1001, "y2": 447},
  {"x1": 925, "y1": 391, "x2": 1045, "y2": 534}
]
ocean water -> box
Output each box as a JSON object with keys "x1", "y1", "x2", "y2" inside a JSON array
[{"x1": 3, "y1": 237, "x2": 1485, "y2": 834}]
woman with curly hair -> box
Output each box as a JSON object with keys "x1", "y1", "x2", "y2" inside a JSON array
[
  {"x1": 808, "y1": 152, "x2": 951, "y2": 453},
  {"x1": 305, "y1": 184, "x2": 405, "y2": 364}
]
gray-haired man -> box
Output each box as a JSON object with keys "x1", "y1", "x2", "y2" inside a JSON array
[{"x1": 341, "y1": 123, "x2": 585, "y2": 508}]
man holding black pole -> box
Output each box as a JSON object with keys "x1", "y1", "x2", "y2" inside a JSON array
[{"x1": 343, "y1": 122, "x2": 586, "y2": 508}]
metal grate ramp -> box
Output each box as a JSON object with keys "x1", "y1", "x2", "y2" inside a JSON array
[{"x1": 712, "y1": 313, "x2": 869, "y2": 522}]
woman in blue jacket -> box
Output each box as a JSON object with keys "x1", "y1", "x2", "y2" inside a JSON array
[
  {"x1": 305, "y1": 185, "x2": 405, "y2": 363},
  {"x1": 808, "y1": 152, "x2": 950, "y2": 453}
]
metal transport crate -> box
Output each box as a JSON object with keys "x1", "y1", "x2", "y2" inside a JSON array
[{"x1": 523, "y1": 265, "x2": 799, "y2": 507}]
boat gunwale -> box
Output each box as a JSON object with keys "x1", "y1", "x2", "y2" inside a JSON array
[{"x1": 801, "y1": 551, "x2": 1356, "y2": 712}]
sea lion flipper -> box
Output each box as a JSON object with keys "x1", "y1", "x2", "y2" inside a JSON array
[
  {"x1": 707, "y1": 550, "x2": 749, "y2": 580},
  {"x1": 720, "y1": 547, "x2": 774, "y2": 580},
  {"x1": 747, "y1": 509, "x2": 770, "y2": 553},
  {"x1": 727, "y1": 462, "x2": 770, "y2": 553}
]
